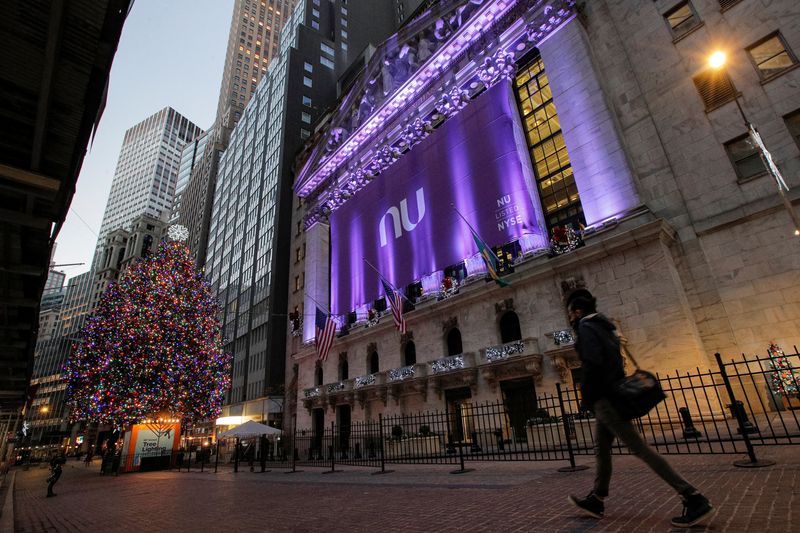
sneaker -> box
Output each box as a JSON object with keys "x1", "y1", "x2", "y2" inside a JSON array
[
  {"x1": 671, "y1": 493, "x2": 714, "y2": 528},
  {"x1": 568, "y1": 492, "x2": 605, "y2": 519}
]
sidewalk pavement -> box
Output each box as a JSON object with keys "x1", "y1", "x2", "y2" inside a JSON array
[{"x1": 12, "y1": 447, "x2": 799, "y2": 532}]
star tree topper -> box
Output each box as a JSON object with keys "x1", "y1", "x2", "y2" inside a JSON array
[{"x1": 168, "y1": 224, "x2": 189, "y2": 242}]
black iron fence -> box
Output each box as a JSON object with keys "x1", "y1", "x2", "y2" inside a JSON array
[
  {"x1": 287, "y1": 349, "x2": 800, "y2": 472},
  {"x1": 120, "y1": 349, "x2": 800, "y2": 474}
]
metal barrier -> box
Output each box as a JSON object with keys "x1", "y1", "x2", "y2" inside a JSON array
[{"x1": 293, "y1": 350, "x2": 800, "y2": 472}]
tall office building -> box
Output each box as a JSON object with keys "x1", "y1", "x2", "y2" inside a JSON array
[
  {"x1": 92, "y1": 107, "x2": 202, "y2": 302},
  {"x1": 170, "y1": 127, "x2": 213, "y2": 224},
  {"x1": 27, "y1": 271, "x2": 93, "y2": 448},
  {"x1": 204, "y1": 0, "x2": 408, "y2": 424},
  {"x1": 179, "y1": 0, "x2": 297, "y2": 266}
]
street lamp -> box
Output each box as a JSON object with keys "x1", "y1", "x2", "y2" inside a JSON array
[{"x1": 708, "y1": 50, "x2": 800, "y2": 236}]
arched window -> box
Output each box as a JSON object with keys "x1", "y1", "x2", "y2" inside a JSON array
[
  {"x1": 314, "y1": 366, "x2": 323, "y2": 386},
  {"x1": 499, "y1": 311, "x2": 522, "y2": 343},
  {"x1": 368, "y1": 351, "x2": 379, "y2": 374},
  {"x1": 446, "y1": 328, "x2": 463, "y2": 356},
  {"x1": 404, "y1": 341, "x2": 416, "y2": 366},
  {"x1": 339, "y1": 357, "x2": 349, "y2": 381}
]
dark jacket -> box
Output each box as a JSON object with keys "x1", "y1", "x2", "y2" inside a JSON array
[{"x1": 575, "y1": 314, "x2": 625, "y2": 407}]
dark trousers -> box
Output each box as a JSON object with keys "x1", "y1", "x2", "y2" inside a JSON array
[
  {"x1": 47, "y1": 469, "x2": 62, "y2": 496},
  {"x1": 592, "y1": 398, "x2": 695, "y2": 498}
]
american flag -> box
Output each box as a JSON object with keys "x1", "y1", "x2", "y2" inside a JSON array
[
  {"x1": 381, "y1": 278, "x2": 407, "y2": 334},
  {"x1": 315, "y1": 306, "x2": 336, "y2": 361}
]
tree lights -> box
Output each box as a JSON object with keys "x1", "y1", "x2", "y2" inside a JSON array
[{"x1": 65, "y1": 239, "x2": 231, "y2": 427}]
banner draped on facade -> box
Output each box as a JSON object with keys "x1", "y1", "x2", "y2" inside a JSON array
[{"x1": 330, "y1": 82, "x2": 547, "y2": 315}]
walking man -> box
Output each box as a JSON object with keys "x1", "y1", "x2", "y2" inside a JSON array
[
  {"x1": 46, "y1": 452, "x2": 66, "y2": 497},
  {"x1": 566, "y1": 290, "x2": 714, "y2": 528}
]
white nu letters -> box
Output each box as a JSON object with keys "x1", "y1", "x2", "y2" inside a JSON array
[
  {"x1": 380, "y1": 187, "x2": 425, "y2": 247},
  {"x1": 401, "y1": 187, "x2": 425, "y2": 232}
]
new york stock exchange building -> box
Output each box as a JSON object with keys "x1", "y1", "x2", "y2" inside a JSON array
[{"x1": 286, "y1": 0, "x2": 800, "y2": 438}]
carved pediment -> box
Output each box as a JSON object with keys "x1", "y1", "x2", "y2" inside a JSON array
[
  {"x1": 494, "y1": 298, "x2": 514, "y2": 315},
  {"x1": 546, "y1": 346, "x2": 581, "y2": 384},
  {"x1": 442, "y1": 316, "x2": 458, "y2": 332}
]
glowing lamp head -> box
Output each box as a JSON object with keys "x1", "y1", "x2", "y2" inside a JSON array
[{"x1": 708, "y1": 51, "x2": 727, "y2": 70}]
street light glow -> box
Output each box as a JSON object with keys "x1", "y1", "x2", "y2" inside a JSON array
[{"x1": 709, "y1": 51, "x2": 727, "y2": 69}]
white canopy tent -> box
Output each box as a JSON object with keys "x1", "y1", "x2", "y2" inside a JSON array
[{"x1": 218, "y1": 420, "x2": 282, "y2": 439}]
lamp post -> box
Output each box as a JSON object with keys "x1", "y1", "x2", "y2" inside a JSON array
[{"x1": 708, "y1": 50, "x2": 800, "y2": 236}]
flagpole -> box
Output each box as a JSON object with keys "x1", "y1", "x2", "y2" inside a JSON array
[
  {"x1": 305, "y1": 293, "x2": 332, "y2": 316},
  {"x1": 451, "y1": 204, "x2": 500, "y2": 261},
  {"x1": 362, "y1": 258, "x2": 414, "y2": 306}
]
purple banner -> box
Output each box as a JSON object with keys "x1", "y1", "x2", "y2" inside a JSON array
[{"x1": 330, "y1": 82, "x2": 546, "y2": 314}]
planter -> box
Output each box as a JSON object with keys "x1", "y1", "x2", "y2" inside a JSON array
[
  {"x1": 566, "y1": 418, "x2": 595, "y2": 449},
  {"x1": 526, "y1": 422, "x2": 563, "y2": 449},
  {"x1": 384, "y1": 436, "x2": 443, "y2": 459}
]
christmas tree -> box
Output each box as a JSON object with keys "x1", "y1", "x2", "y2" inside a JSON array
[
  {"x1": 66, "y1": 230, "x2": 231, "y2": 427},
  {"x1": 767, "y1": 342, "x2": 799, "y2": 396}
]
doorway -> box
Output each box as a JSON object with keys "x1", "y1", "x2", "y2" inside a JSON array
[
  {"x1": 445, "y1": 387, "x2": 474, "y2": 443},
  {"x1": 337, "y1": 404, "x2": 351, "y2": 457},
  {"x1": 312, "y1": 408, "x2": 324, "y2": 457},
  {"x1": 500, "y1": 378, "x2": 537, "y2": 443}
]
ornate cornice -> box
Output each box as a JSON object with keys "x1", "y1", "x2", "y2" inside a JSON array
[{"x1": 297, "y1": 0, "x2": 579, "y2": 227}]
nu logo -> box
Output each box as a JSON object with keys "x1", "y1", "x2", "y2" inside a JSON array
[{"x1": 379, "y1": 187, "x2": 426, "y2": 247}]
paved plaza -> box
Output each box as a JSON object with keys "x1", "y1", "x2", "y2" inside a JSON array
[{"x1": 4, "y1": 447, "x2": 797, "y2": 532}]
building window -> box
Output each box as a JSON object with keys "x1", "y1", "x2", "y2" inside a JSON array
[
  {"x1": 341, "y1": 42, "x2": 348, "y2": 52},
  {"x1": 693, "y1": 68, "x2": 738, "y2": 111},
  {"x1": 446, "y1": 328, "x2": 463, "y2": 356},
  {"x1": 300, "y1": 128, "x2": 311, "y2": 140},
  {"x1": 321, "y1": 42, "x2": 335, "y2": 56},
  {"x1": 746, "y1": 33, "x2": 797, "y2": 81},
  {"x1": 339, "y1": 355, "x2": 348, "y2": 380},
  {"x1": 341, "y1": 29, "x2": 348, "y2": 40},
  {"x1": 724, "y1": 134, "x2": 766, "y2": 181},
  {"x1": 403, "y1": 341, "x2": 416, "y2": 366},
  {"x1": 368, "y1": 351, "x2": 379, "y2": 374},
  {"x1": 315, "y1": 366, "x2": 323, "y2": 386},
  {"x1": 301, "y1": 112, "x2": 312, "y2": 124},
  {"x1": 717, "y1": 0, "x2": 741, "y2": 10},
  {"x1": 304, "y1": 61, "x2": 313, "y2": 73},
  {"x1": 499, "y1": 311, "x2": 522, "y2": 344},
  {"x1": 663, "y1": 1, "x2": 702, "y2": 40},
  {"x1": 311, "y1": 20, "x2": 319, "y2": 30},
  {"x1": 294, "y1": 275, "x2": 301, "y2": 292},
  {"x1": 295, "y1": 247, "x2": 302, "y2": 262},
  {"x1": 785, "y1": 109, "x2": 800, "y2": 150},
  {"x1": 303, "y1": 76, "x2": 313, "y2": 87},
  {"x1": 341, "y1": 18, "x2": 347, "y2": 27},
  {"x1": 514, "y1": 52, "x2": 583, "y2": 232},
  {"x1": 320, "y1": 56, "x2": 335, "y2": 69},
  {"x1": 312, "y1": 8, "x2": 319, "y2": 17},
  {"x1": 302, "y1": 95, "x2": 312, "y2": 106}
]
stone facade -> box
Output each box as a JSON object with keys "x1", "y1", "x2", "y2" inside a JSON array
[{"x1": 287, "y1": 0, "x2": 800, "y2": 431}]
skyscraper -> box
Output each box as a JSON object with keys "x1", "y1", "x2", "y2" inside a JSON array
[
  {"x1": 27, "y1": 271, "x2": 93, "y2": 448},
  {"x1": 170, "y1": 127, "x2": 213, "y2": 224},
  {"x1": 179, "y1": 0, "x2": 297, "y2": 266},
  {"x1": 92, "y1": 107, "x2": 202, "y2": 303},
  {"x1": 204, "y1": 0, "x2": 411, "y2": 425}
]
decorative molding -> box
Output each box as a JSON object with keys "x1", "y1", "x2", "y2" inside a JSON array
[
  {"x1": 477, "y1": 48, "x2": 515, "y2": 87},
  {"x1": 560, "y1": 277, "x2": 587, "y2": 300},
  {"x1": 442, "y1": 316, "x2": 458, "y2": 332},
  {"x1": 480, "y1": 354, "x2": 543, "y2": 392},
  {"x1": 494, "y1": 298, "x2": 515, "y2": 315},
  {"x1": 400, "y1": 331, "x2": 414, "y2": 345},
  {"x1": 546, "y1": 346, "x2": 581, "y2": 383},
  {"x1": 434, "y1": 84, "x2": 471, "y2": 118}
]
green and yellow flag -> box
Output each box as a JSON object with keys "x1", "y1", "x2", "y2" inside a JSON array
[{"x1": 471, "y1": 230, "x2": 510, "y2": 287}]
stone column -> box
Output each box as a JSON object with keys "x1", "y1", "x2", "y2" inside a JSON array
[
  {"x1": 539, "y1": 20, "x2": 640, "y2": 227},
  {"x1": 303, "y1": 221, "x2": 331, "y2": 343}
]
